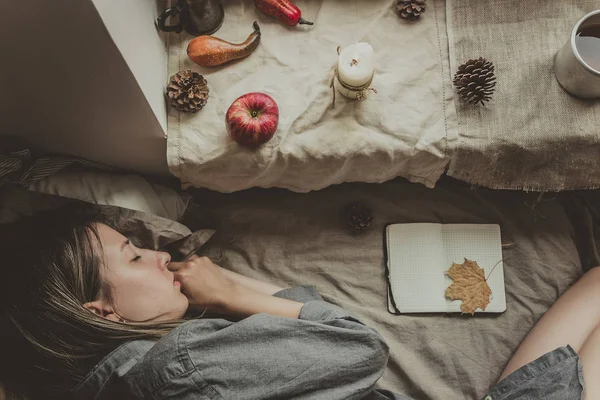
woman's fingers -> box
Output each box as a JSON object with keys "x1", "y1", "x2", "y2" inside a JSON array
[
  {"x1": 165, "y1": 256, "x2": 241, "y2": 314},
  {"x1": 167, "y1": 261, "x2": 185, "y2": 272},
  {"x1": 168, "y1": 257, "x2": 209, "y2": 275},
  {"x1": 168, "y1": 257, "x2": 216, "y2": 286}
]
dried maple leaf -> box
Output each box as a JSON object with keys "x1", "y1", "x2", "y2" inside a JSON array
[{"x1": 445, "y1": 258, "x2": 492, "y2": 314}]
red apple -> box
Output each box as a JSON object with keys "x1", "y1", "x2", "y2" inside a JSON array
[{"x1": 226, "y1": 92, "x2": 279, "y2": 147}]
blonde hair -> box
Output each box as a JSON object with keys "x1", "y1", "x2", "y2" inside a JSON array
[{"x1": 0, "y1": 205, "x2": 184, "y2": 399}]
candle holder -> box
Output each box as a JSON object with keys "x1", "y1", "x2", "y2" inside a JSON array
[{"x1": 336, "y1": 73, "x2": 375, "y2": 100}]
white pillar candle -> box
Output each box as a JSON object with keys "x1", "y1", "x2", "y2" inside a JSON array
[
  {"x1": 337, "y1": 43, "x2": 375, "y2": 88},
  {"x1": 335, "y1": 43, "x2": 375, "y2": 100}
]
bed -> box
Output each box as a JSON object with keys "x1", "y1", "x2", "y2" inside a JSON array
[
  {"x1": 1, "y1": 171, "x2": 599, "y2": 400},
  {"x1": 189, "y1": 176, "x2": 598, "y2": 399}
]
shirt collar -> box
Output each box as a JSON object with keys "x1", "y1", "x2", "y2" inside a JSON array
[{"x1": 71, "y1": 340, "x2": 155, "y2": 400}]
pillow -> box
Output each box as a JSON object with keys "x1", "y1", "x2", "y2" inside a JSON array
[
  {"x1": 28, "y1": 171, "x2": 190, "y2": 222},
  {"x1": 0, "y1": 186, "x2": 214, "y2": 261}
]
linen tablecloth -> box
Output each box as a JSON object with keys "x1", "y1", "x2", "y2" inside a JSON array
[{"x1": 167, "y1": 0, "x2": 457, "y2": 192}]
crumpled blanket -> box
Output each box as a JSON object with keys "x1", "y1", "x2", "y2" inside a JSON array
[{"x1": 192, "y1": 177, "x2": 596, "y2": 399}]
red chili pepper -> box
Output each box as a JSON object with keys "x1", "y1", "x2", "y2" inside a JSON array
[{"x1": 254, "y1": 0, "x2": 314, "y2": 26}]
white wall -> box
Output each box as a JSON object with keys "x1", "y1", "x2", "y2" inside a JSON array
[
  {"x1": 0, "y1": 0, "x2": 169, "y2": 176},
  {"x1": 91, "y1": 0, "x2": 169, "y2": 133}
]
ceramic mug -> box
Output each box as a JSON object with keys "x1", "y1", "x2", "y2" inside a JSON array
[
  {"x1": 555, "y1": 10, "x2": 600, "y2": 99},
  {"x1": 156, "y1": 0, "x2": 224, "y2": 36}
]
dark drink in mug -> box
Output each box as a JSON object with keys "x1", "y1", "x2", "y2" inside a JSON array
[{"x1": 555, "y1": 10, "x2": 600, "y2": 99}]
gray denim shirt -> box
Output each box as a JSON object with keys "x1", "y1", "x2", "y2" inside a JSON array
[{"x1": 71, "y1": 285, "x2": 410, "y2": 400}]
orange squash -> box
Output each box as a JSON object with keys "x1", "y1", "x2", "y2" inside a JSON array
[{"x1": 187, "y1": 22, "x2": 261, "y2": 67}]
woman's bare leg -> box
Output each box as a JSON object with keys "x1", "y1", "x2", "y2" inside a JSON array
[{"x1": 499, "y1": 267, "x2": 600, "y2": 395}]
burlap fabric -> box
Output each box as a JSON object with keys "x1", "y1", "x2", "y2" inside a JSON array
[{"x1": 446, "y1": 1, "x2": 600, "y2": 191}]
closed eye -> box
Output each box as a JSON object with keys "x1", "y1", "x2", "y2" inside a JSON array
[{"x1": 132, "y1": 255, "x2": 141, "y2": 262}]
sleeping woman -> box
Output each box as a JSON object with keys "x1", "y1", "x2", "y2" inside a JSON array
[{"x1": 0, "y1": 206, "x2": 592, "y2": 399}]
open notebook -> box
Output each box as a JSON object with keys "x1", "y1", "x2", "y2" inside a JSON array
[{"x1": 385, "y1": 223, "x2": 506, "y2": 314}]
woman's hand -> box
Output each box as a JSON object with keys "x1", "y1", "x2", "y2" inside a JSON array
[
  {"x1": 168, "y1": 256, "x2": 240, "y2": 315},
  {"x1": 169, "y1": 256, "x2": 303, "y2": 319},
  {"x1": 185, "y1": 254, "x2": 285, "y2": 296}
]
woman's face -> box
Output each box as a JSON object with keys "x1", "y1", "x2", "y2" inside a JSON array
[{"x1": 94, "y1": 224, "x2": 188, "y2": 322}]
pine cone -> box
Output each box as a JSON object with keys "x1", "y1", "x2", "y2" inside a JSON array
[
  {"x1": 453, "y1": 58, "x2": 496, "y2": 106},
  {"x1": 344, "y1": 203, "x2": 374, "y2": 232},
  {"x1": 166, "y1": 70, "x2": 209, "y2": 113},
  {"x1": 396, "y1": 0, "x2": 426, "y2": 21}
]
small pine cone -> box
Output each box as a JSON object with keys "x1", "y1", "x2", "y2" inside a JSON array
[
  {"x1": 344, "y1": 203, "x2": 374, "y2": 232},
  {"x1": 453, "y1": 58, "x2": 496, "y2": 106},
  {"x1": 166, "y1": 70, "x2": 209, "y2": 113},
  {"x1": 396, "y1": 0, "x2": 426, "y2": 21}
]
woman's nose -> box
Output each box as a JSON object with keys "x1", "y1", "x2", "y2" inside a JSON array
[{"x1": 158, "y1": 251, "x2": 171, "y2": 269}]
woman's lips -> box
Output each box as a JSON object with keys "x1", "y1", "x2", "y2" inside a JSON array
[{"x1": 173, "y1": 280, "x2": 181, "y2": 287}]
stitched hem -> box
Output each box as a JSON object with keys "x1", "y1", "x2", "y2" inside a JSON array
[
  {"x1": 433, "y1": 0, "x2": 449, "y2": 161},
  {"x1": 486, "y1": 346, "x2": 581, "y2": 398}
]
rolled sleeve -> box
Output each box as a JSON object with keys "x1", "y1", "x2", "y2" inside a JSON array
[
  {"x1": 272, "y1": 285, "x2": 323, "y2": 302},
  {"x1": 273, "y1": 286, "x2": 365, "y2": 323},
  {"x1": 298, "y1": 300, "x2": 359, "y2": 321}
]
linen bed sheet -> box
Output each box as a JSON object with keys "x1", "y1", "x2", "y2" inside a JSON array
[{"x1": 191, "y1": 177, "x2": 598, "y2": 400}]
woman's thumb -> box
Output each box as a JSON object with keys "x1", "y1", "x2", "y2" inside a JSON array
[{"x1": 167, "y1": 261, "x2": 185, "y2": 272}]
